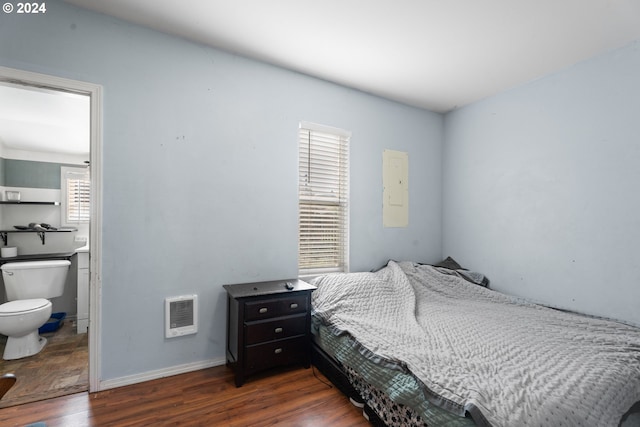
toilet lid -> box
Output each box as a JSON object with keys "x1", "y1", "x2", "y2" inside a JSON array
[
  {"x1": 1, "y1": 260, "x2": 71, "y2": 271},
  {"x1": 0, "y1": 298, "x2": 50, "y2": 315}
]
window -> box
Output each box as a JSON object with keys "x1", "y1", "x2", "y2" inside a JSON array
[
  {"x1": 298, "y1": 122, "x2": 350, "y2": 276},
  {"x1": 61, "y1": 166, "x2": 90, "y2": 225}
]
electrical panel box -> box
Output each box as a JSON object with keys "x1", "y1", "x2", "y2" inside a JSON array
[{"x1": 383, "y1": 149, "x2": 409, "y2": 227}]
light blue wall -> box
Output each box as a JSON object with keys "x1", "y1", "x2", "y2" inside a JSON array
[
  {"x1": 1, "y1": 1, "x2": 443, "y2": 380},
  {"x1": 443, "y1": 40, "x2": 640, "y2": 326}
]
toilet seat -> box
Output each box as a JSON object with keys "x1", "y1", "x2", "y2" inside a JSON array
[{"x1": 0, "y1": 299, "x2": 50, "y2": 316}]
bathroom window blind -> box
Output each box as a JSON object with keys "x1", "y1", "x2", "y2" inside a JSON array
[
  {"x1": 67, "y1": 177, "x2": 90, "y2": 222},
  {"x1": 62, "y1": 167, "x2": 90, "y2": 224},
  {"x1": 298, "y1": 122, "x2": 350, "y2": 276}
]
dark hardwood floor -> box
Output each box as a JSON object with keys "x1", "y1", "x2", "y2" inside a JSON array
[{"x1": 0, "y1": 364, "x2": 370, "y2": 426}]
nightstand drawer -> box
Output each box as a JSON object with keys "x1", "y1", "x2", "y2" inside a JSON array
[
  {"x1": 245, "y1": 314, "x2": 307, "y2": 345},
  {"x1": 244, "y1": 295, "x2": 308, "y2": 321},
  {"x1": 244, "y1": 336, "x2": 307, "y2": 373}
]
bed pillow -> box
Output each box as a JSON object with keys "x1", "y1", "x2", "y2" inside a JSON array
[
  {"x1": 430, "y1": 257, "x2": 490, "y2": 287},
  {"x1": 432, "y1": 256, "x2": 463, "y2": 270}
]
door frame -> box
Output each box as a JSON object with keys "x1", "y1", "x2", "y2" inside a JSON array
[{"x1": 0, "y1": 65, "x2": 103, "y2": 392}]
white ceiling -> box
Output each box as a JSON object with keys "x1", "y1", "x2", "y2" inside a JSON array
[
  {"x1": 3, "y1": 1, "x2": 640, "y2": 158},
  {"x1": 66, "y1": 0, "x2": 640, "y2": 112},
  {"x1": 0, "y1": 83, "x2": 90, "y2": 158}
]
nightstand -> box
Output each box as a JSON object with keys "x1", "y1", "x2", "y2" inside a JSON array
[{"x1": 223, "y1": 278, "x2": 316, "y2": 387}]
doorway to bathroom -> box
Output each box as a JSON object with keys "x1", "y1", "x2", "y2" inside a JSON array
[{"x1": 0, "y1": 66, "x2": 102, "y2": 407}]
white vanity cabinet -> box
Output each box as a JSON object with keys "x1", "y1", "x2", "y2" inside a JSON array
[{"x1": 76, "y1": 249, "x2": 89, "y2": 334}]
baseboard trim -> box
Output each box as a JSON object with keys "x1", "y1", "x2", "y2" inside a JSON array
[{"x1": 98, "y1": 357, "x2": 226, "y2": 391}]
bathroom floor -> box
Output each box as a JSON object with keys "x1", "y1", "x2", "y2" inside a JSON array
[{"x1": 0, "y1": 318, "x2": 88, "y2": 408}]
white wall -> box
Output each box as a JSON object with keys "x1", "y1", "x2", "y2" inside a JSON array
[
  {"x1": 443, "y1": 39, "x2": 640, "y2": 326},
  {"x1": 0, "y1": 1, "x2": 443, "y2": 381}
]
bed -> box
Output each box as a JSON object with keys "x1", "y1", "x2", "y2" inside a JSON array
[{"x1": 310, "y1": 259, "x2": 640, "y2": 427}]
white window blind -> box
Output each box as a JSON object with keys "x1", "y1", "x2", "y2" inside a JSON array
[
  {"x1": 298, "y1": 122, "x2": 350, "y2": 276},
  {"x1": 62, "y1": 167, "x2": 90, "y2": 224}
]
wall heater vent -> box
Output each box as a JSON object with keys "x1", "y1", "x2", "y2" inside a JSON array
[{"x1": 165, "y1": 295, "x2": 198, "y2": 338}]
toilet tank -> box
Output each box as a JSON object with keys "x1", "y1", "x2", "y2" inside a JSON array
[{"x1": 1, "y1": 260, "x2": 71, "y2": 301}]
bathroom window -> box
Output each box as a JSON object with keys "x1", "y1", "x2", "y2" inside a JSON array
[
  {"x1": 298, "y1": 122, "x2": 350, "y2": 277},
  {"x1": 61, "y1": 166, "x2": 90, "y2": 225}
]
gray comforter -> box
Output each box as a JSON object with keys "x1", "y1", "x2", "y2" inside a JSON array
[{"x1": 311, "y1": 261, "x2": 640, "y2": 427}]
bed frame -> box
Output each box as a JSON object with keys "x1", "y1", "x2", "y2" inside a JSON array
[{"x1": 311, "y1": 342, "x2": 385, "y2": 426}]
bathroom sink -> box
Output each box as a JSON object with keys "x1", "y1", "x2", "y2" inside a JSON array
[{"x1": 75, "y1": 245, "x2": 89, "y2": 253}]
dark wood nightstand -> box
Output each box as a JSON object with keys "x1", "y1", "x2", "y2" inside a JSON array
[{"x1": 223, "y1": 278, "x2": 317, "y2": 387}]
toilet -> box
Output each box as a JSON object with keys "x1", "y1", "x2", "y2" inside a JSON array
[{"x1": 0, "y1": 260, "x2": 71, "y2": 360}]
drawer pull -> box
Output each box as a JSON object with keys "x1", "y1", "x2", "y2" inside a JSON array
[
  {"x1": 274, "y1": 348, "x2": 283, "y2": 354},
  {"x1": 290, "y1": 303, "x2": 298, "y2": 309},
  {"x1": 274, "y1": 327, "x2": 283, "y2": 333},
  {"x1": 259, "y1": 307, "x2": 268, "y2": 314}
]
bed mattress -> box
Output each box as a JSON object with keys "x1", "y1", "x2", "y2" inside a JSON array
[{"x1": 311, "y1": 261, "x2": 640, "y2": 427}]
